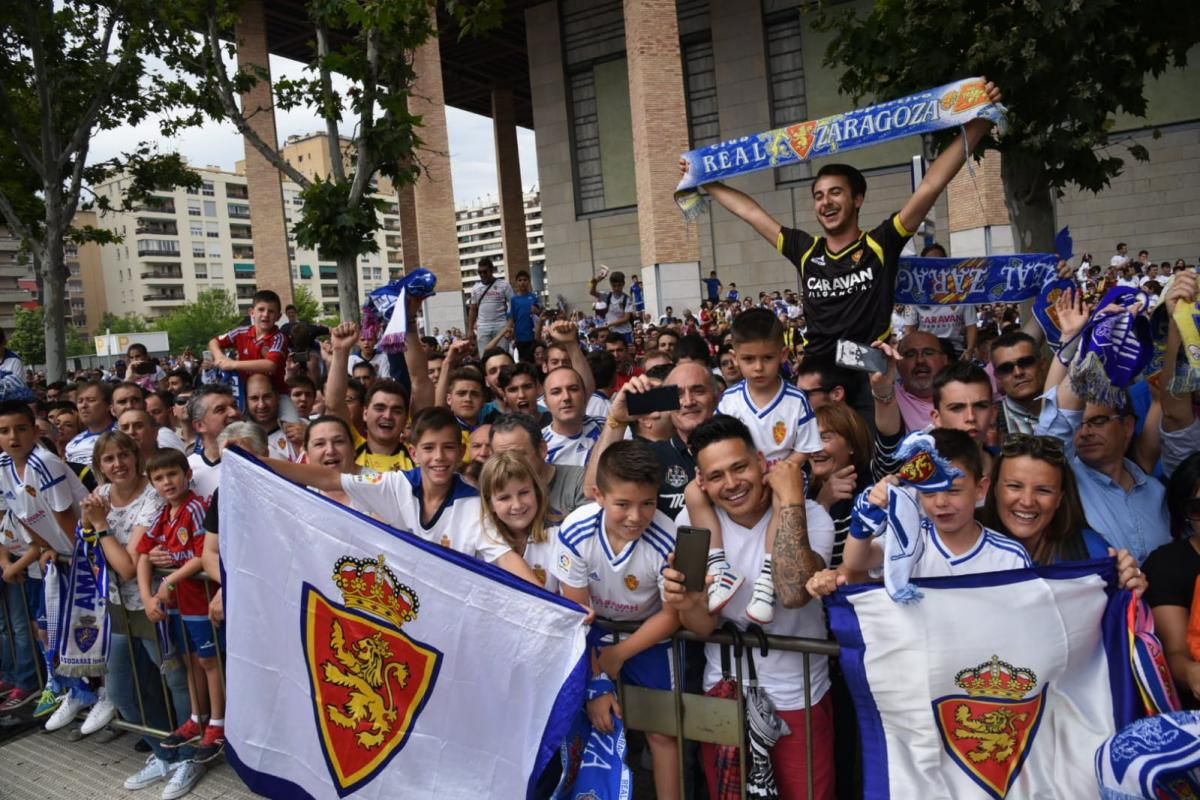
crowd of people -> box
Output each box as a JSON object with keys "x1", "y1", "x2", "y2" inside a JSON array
[{"x1": 1, "y1": 76, "x2": 1198, "y2": 799}]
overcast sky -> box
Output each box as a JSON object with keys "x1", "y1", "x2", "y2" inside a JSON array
[{"x1": 87, "y1": 54, "x2": 539, "y2": 208}]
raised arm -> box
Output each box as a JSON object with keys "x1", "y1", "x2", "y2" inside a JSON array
[
  {"x1": 405, "y1": 297, "x2": 433, "y2": 414},
  {"x1": 548, "y1": 319, "x2": 596, "y2": 399},
  {"x1": 435, "y1": 338, "x2": 472, "y2": 408},
  {"x1": 582, "y1": 377, "x2": 653, "y2": 497},
  {"x1": 323, "y1": 322, "x2": 359, "y2": 425},
  {"x1": 898, "y1": 80, "x2": 1002, "y2": 235},
  {"x1": 1163, "y1": 272, "x2": 1198, "y2": 432},
  {"x1": 767, "y1": 461, "x2": 826, "y2": 609}
]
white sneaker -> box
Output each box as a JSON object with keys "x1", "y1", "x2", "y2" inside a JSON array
[
  {"x1": 80, "y1": 689, "x2": 116, "y2": 735},
  {"x1": 125, "y1": 754, "x2": 172, "y2": 791},
  {"x1": 745, "y1": 571, "x2": 776, "y2": 625},
  {"x1": 44, "y1": 691, "x2": 90, "y2": 732},
  {"x1": 707, "y1": 562, "x2": 744, "y2": 613},
  {"x1": 161, "y1": 760, "x2": 205, "y2": 800}
]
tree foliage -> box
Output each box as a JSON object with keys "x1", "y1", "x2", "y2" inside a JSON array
[
  {"x1": 162, "y1": 0, "x2": 503, "y2": 320},
  {"x1": 97, "y1": 310, "x2": 151, "y2": 335},
  {"x1": 814, "y1": 0, "x2": 1200, "y2": 250},
  {"x1": 291, "y1": 285, "x2": 324, "y2": 323},
  {"x1": 157, "y1": 289, "x2": 241, "y2": 354},
  {"x1": 0, "y1": 1, "x2": 200, "y2": 380},
  {"x1": 10, "y1": 306, "x2": 90, "y2": 365}
]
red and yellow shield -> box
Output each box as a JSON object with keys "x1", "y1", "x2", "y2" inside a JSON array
[
  {"x1": 898, "y1": 452, "x2": 935, "y2": 484},
  {"x1": 301, "y1": 585, "x2": 441, "y2": 796},
  {"x1": 940, "y1": 80, "x2": 989, "y2": 114},
  {"x1": 933, "y1": 689, "x2": 1046, "y2": 799},
  {"x1": 785, "y1": 121, "x2": 820, "y2": 160}
]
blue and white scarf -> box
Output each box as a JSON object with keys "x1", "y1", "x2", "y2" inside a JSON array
[
  {"x1": 360, "y1": 267, "x2": 438, "y2": 354},
  {"x1": 56, "y1": 527, "x2": 110, "y2": 677},
  {"x1": 1097, "y1": 711, "x2": 1200, "y2": 800},
  {"x1": 1062, "y1": 287, "x2": 1154, "y2": 408},
  {"x1": 676, "y1": 77, "x2": 1006, "y2": 218}
]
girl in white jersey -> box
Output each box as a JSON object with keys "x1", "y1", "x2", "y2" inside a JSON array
[{"x1": 478, "y1": 452, "x2": 559, "y2": 592}]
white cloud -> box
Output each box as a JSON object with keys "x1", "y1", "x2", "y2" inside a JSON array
[{"x1": 87, "y1": 54, "x2": 538, "y2": 205}]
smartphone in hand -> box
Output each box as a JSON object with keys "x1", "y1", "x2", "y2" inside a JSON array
[
  {"x1": 626, "y1": 385, "x2": 682, "y2": 416},
  {"x1": 835, "y1": 339, "x2": 889, "y2": 375},
  {"x1": 675, "y1": 526, "x2": 711, "y2": 593}
]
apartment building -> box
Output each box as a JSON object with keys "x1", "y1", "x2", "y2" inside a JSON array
[
  {"x1": 0, "y1": 225, "x2": 94, "y2": 333},
  {"x1": 456, "y1": 192, "x2": 545, "y2": 294}
]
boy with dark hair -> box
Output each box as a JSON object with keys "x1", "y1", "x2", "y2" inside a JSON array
[
  {"x1": 794, "y1": 354, "x2": 856, "y2": 409},
  {"x1": 138, "y1": 447, "x2": 225, "y2": 773},
  {"x1": 509, "y1": 269, "x2": 541, "y2": 363},
  {"x1": 207, "y1": 288, "x2": 289, "y2": 405},
  {"x1": 588, "y1": 269, "x2": 634, "y2": 344},
  {"x1": 931, "y1": 361, "x2": 996, "y2": 447},
  {"x1": 499, "y1": 362, "x2": 546, "y2": 421},
  {"x1": 689, "y1": 307, "x2": 822, "y2": 623},
  {"x1": 552, "y1": 439, "x2": 681, "y2": 800}
]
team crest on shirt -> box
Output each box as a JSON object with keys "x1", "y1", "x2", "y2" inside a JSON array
[
  {"x1": 772, "y1": 421, "x2": 787, "y2": 445},
  {"x1": 532, "y1": 565, "x2": 547, "y2": 587},
  {"x1": 24, "y1": 485, "x2": 36, "y2": 497},
  {"x1": 624, "y1": 575, "x2": 639, "y2": 591},
  {"x1": 355, "y1": 470, "x2": 386, "y2": 485},
  {"x1": 852, "y1": 249, "x2": 863, "y2": 263},
  {"x1": 177, "y1": 528, "x2": 190, "y2": 546},
  {"x1": 302, "y1": 555, "x2": 441, "y2": 797},
  {"x1": 664, "y1": 465, "x2": 689, "y2": 489},
  {"x1": 933, "y1": 655, "x2": 1045, "y2": 800},
  {"x1": 440, "y1": 535, "x2": 451, "y2": 548}
]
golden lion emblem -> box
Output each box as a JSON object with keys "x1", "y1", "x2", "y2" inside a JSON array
[
  {"x1": 322, "y1": 619, "x2": 412, "y2": 749},
  {"x1": 952, "y1": 704, "x2": 1028, "y2": 764}
]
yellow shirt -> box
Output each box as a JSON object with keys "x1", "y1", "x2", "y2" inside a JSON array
[{"x1": 352, "y1": 427, "x2": 414, "y2": 472}]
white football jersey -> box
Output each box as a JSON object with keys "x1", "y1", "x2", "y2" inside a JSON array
[
  {"x1": 552, "y1": 502, "x2": 675, "y2": 622},
  {"x1": 340, "y1": 469, "x2": 510, "y2": 563},
  {"x1": 65, "y1": 423, "x2": 115, "y2": 466},
  {"x1": 586, "y1": 392, "x2": 612, "y2": 419},
  {"x1": 542, "y1": 417, "x2": 606, "y2": 467},
  {"x1": 187, "y1": 450, "x2": 221, "y2": 502},
  {"x1": 909, "y1": 524, "x2": 1032, "y2": 577},
  {"x1": 717, "y1": 380, "x2": 821, "y2": 465},
  {"x1": 264, "y1": 426, "x2": 301, "y2": 462},
  {"x1": 0, "y1": 445, "x2": 88, "y2": 554}
]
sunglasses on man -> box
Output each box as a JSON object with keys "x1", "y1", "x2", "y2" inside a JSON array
[{"x1": 994, "y1": 354, "x2": 1039, "y2": 376}]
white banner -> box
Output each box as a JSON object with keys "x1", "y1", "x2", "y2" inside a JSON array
[{"x1": 219, "y1": 450, "x2": 589, "y2": 799}]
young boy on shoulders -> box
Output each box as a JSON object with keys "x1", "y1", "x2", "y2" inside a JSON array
[
  {"x1": 207, "y1": 290, "x2": 289, "y2": 407},
  {"x1": 552, "y1": 439, "x2": 681, "y2": 800},
  {"x1": 807, "y1": 429, "x2": 1031, "y2": 598},
  {"x1": 138, "y1": 448, "x2": 226, "y2": 769},
  {"x1": 266, "y1": 407, "x2": 537, "y2": 582},
  {"x1": 686, "y1": 308, "x2": 822, "y2": 624}
]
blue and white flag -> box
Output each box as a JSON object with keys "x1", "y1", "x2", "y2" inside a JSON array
[
  {"x1": 827, "y1": 560, "x2": 1144, "y2": 799},
  {"x1": 219, "y1": 449, "x2": 589, "y2": 800}
]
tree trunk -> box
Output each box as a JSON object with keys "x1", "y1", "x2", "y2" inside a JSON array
[
  {"x1": 40, "y1": 235, "x2": 68, "y2": 382},
  {"x1": 1000, "y1": 147, "x2": 1057, "y2": 254},
  {"x1": 337, "y1": 253, "x2": 361, "y2": 323}
]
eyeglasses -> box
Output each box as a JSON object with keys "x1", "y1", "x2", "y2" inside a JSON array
[
  {"x1": 1080, "y1": 413, "x2": 1123, "y2": 430},
  {"x1": 994, "y1": 354, "x2": 1039, "y2": 376},
  {"x1": 1187, "y1": 498, "x2": 1200, "y2": 522},
  {"x1": 1000, "y1": 433, "x2": 1067, "y2": 464}
]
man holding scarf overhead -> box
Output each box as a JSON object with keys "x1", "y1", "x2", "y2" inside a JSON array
[{"x1": 681, "y1": 81, "x2": 1003, "y2": 364}]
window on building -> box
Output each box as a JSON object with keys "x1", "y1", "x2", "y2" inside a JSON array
[
  {"x1": 192, "y1": 243, "x2": 205, "y2": 258},
  {"x1": 194, "y1": 263, "x2": 208, "y2": 279},
  {"x1": 682, "y1": 38, "x2": 719, "y2": 147},
  {"x1": 203, "y1": 200, "x2": 217, "y2": 217},
  {"x1": 188, "y1": 200, "x2": 202, "y2": 216},
  {"x1": 209, "y1": 264, "x2": 224, "y2": 278},
  {"x1": 190, "y1": 222, "x2": 203, "y2": 238},
  {"x1": 208, "y1": 246, "x2": 221, "y2": 259},
  {"x1": 202, "y1": 180, "x2": 215, "y2": 196},
  {"x1": 765, "y1": 12, "x2": 810, "y2": 184},
  {"x1": 206, "y1": 222, "x2": 220, "y2": 238}
]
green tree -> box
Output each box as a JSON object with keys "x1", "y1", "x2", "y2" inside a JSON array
[
  {"x1": 292, "y1": 285, "x2": 324, "y2": 323},
  {"x1": 96, "y1": 311, "x2": 151, "y2": 335},
  {"x1": 163, "y1": 0, "x2": 502, "y2": 321},
  {"x1": 158, "y1": 289, "x2": 241, "y2": 354},
  {"x1": 814, "y1": 1, "x2": 1200, "y2": 252},
  {"x1": 0, "y1": 1, "x2": 199, "y2": 381},
  {"x1": 9, "y1": 306, "x2": 45, "y2": 366}
]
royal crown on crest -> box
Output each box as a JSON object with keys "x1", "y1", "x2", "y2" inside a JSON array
[
  {"x1": 954, "y1": 655, "x2": 1038, "y2": 700},
  {"x1": 332, "y1": 554, "x2": 419, "y2": 628}
]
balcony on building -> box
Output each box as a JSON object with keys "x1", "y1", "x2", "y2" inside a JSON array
[
  {"x1": 135, "y1": 218, "x2": 179, "y2": 236},
  {"x1": 230, "y1": 223, "x2": 253, "y2": 240},
  {"x1": 136, "y1": 239, "x2": 181, "y2": 258},
  {"x1": 140, "y1": 263, "x2": 184, "y2": 283},
  {"x1": 320, "y1": 285, "x2": 339, "y2": 298},
  {"x1": 236, "y1": 285, "x2": 258, "y2": 300},
  {"x1": 143, "y1": 289, "x2": 186, "y2": 307},
  {"x1": 234, "y1": 263, "x2": 257, "y2": 281},
  {"x1": 138, "y1": 196, "x2": 176, "y2": 215},
  {"x1": 389, "y1": 267, "x2": 402, "y2": 280},
  {"x1": 382, "y1": 218, "x2": 400, "y2": 232},
  {"x1": 385, "y1": 235, "x2": 402, "y2": 249},
  {"x1": 318, "y1": 265, "x2": 338, "y2": 281},
  {"x1": 231, "y1": 244, "x2": 255, "y2": 260},
  {"x1": 386, "y1": 251, "x2": 403, "y2": 264},
  {"x1": 225, "y1": 183, "x2": 249, "y2": 200},
  {"x1": 227, "y1": 203, "x2": 251, "y2": 219}
]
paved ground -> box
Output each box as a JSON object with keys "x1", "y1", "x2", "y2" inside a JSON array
[{"x1": 0, "y1": 725, "x2": 257, "y2": 800}]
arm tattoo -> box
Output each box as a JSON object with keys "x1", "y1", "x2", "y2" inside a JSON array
[{"x1": 774, "y1": 502, "x2": 826, "y2": 609}]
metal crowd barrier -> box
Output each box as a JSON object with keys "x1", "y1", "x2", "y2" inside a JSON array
[{"x1": 600, "y1": 620, "x2": 840, "y2": 800}]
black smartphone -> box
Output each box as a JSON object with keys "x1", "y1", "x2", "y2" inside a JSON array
[
  {"x1": 626, "y1": 385, "x2": 681, "y2": 416},
  {"x1": 674, "y1": 526, "x2": 711, "y2": 593},
  {"x1": 835, "y1": 339, "x2": 889, "y2": 375}
]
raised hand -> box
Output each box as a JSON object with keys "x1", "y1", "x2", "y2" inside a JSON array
[
  {"x1": 330, "y1": 321, "x2": 359, "y2": 353},
  {"x1": 1055, "y1": 287, "x2": 1092, "y2": 341}
]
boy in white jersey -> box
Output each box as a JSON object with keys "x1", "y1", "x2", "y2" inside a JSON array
[
  {"x1": 807, "y1": 429, "x2": 1030, "y2": 598},
  {"x1": 552, "y1": 439, "x2": 681, "y2": 800},
  {"x1": 688, "y1": 308, "x2": 822, "y2": 624},
  {"x1": 267, "y1": 407, "x2": 538, "y2": 582}
]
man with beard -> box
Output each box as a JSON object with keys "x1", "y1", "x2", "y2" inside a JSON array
[
  {"x1": 894, "y1": 330, "x2": 950, "y2": 432},
  {"x1": 990, "y1": 331, "x2": 1044, "y2": 436},
  {"x1": 585, "y1": 361, "x2": 720, "y2": 519},
  {"x1": 680, "y1": 81, "x2": 1002, "y2": 359}
]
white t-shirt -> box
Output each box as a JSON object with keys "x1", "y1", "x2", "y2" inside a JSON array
[
  {"x1": 347, "y1": 352, "x2": 391, "y2": 379},
  {"x1": 586, "y1": 392, "x2": 612, "y2": 419},
  {"x1": 0, "y1": 507, "x2": 38, "y2": 578},
  {"x1": 99, "y1": 481, "x2": 166, "y2": 610},
  {"x1": 65, "y1": 423, "x2": 115, "y2": 466},
  {"x1": 906, "y1": 305, "x2": 978, "y2": 352},
  {"x1": 552, "y1": 502, "x2": 676, "y2": 622},
  {"x1": 870, "y1": 522, "x2": 1032, "y2": 580},
  {"x1": 469, "y1": 278, "x2": 514, "y2": 329},
  {"x1": 187, "y1": 450, "x2": 221, "y2": 502},
  {"x1": 157, "y1": 426, "x2": 187, "y2": 453},
  {"x1": 717, "y1": 380, "x2": 821, "y2": 466},
  {"x1": 482, "y1": 519, "x2": 561, "y2": 594},
  {"x1": 680, "y1": 503, "x2": 835, "y2": 712},
  {"x1": 0, "y1": 445, "x2": 88, "y2": 554},
  {"x1": 340, "y1": 469, "x2": 510, "y2": 562},
  {"x1": 542, "y1": 417, "x2": 605, "y2": 467}
]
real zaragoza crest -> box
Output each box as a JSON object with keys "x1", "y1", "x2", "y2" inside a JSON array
[
  {"x1": 933, "y1": 655, "x2": 1046, "y2": 799},
  {"x1": 301, "y1": 554, "x2": 442, "y2": 796}
]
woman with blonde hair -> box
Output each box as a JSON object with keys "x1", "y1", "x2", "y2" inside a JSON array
[{"x1": 479, "y1": 451, "x2": 558, "y2": 592}]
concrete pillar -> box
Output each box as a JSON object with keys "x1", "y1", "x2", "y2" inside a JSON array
[
  {"x1": 235, "y1": 0, "x2": 293, "y2": 307},
  {"x1": 408, "y1": 20, "x2": 464, "y2": 333},
  {"x1": 492, "y1": 86, "x2": 531, "y2": 276},
  {"x1": 623, "y1": 0, "x2": 701, "y2": 320},
  {"x1": 947, "y1": 151, "x2": 1014, "y2": 256},
  {"x1": 395, "y1": 181, "x2": 421, "y2": 273}
]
